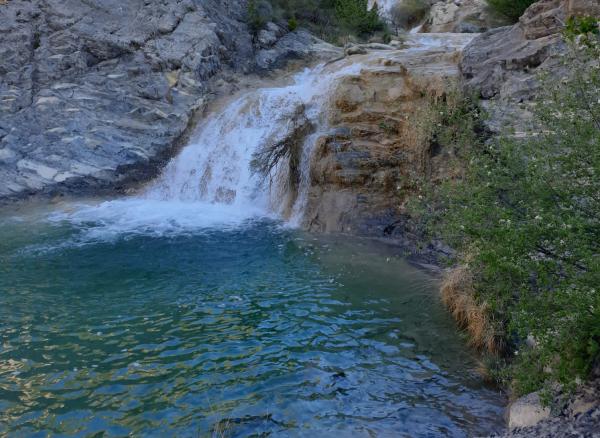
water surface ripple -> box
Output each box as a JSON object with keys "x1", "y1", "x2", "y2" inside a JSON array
[{"x1": 0, "y1": 211, "x2": 504, "y2": 437}]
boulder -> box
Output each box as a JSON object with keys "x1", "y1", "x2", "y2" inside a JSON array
[
  {"x1": 508, "y1": 392, "x2": 551, "y2": 429},
  {"x1": 345, "y1": 44, "x2": 369, "y2": 56},
  {"x1": 256, "y1": 22, "x2": 284, "y2": 48},
  {"x1": 501, "y1": 378, "x2": 600, "y2": 437},
  {"x1": 255, "y1": 30, "x2": 342, "y2": 70},
  {"x1": 422, "y1": 0, "x2": 509, "y2": 33}
]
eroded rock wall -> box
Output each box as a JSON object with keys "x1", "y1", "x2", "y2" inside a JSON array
[
  {"x1": 0, "y1": 0, "x2": 338, "y2": 204},
  {"x1": 303, "y1": 35, "x2": 476, "y2": 243}
]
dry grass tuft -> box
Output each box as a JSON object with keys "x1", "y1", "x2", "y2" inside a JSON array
[{"x1": 441, "y1": 266, "x2": 504, "y2": 355}]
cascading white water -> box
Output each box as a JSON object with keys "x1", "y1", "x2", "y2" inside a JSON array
[
  {"x1": 143, "y1": 63, "x2": 362, "y2": 222},
  {"x1": 48, "y1": 62, "x2": 362, "y2": 237},
  {"x1": 47, "y1": 33, "x2": 477, "y2": 239}
]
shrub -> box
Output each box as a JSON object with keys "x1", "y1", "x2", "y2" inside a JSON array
[
  {"x1": 485, "y1": 0, "x2": 536, "y2": 22},
  {"x1": 412, "y1": 31, "x2": 600, "y2": 400},
  {"x1": 247, "y1": 0, "x2": 274, "y2": 32},
  {"x1": 335, "y1": 0, "x2": 384, "y2": 35},
  {"x1": 288, "y1": 16, "x2": 298, "y2": 31},
  {"x1": 250, "y1": 0, "x2": 385, "y2": 42}
]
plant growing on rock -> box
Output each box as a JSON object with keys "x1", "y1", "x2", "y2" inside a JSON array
[
  {"x1": 254, "y1": 0, "x2": 386, "y2": 42},
  {"x1": 413, "y1": 29, "x2": 600, "y2": 400},
  {"x1": 250, "y1": 105, "x2": 313, "y2": 194},
  {"x1": 248, "y1": 0, "x2": 275, "y2": 32},
  {"x1": 485, "y1": 0, "x2": 536, "y2": 22}
]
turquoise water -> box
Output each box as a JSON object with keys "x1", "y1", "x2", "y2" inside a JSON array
[{"x1": 0, "y1": 201, "x2": 505, "y2": 437}]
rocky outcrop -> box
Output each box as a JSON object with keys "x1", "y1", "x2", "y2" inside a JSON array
[
  {"x1": 460, "y1": 0, "x2": 600, "y2": 133},
  {"x1": 502, "y1": 407, "x2": 600, "y2": 437},
  {"x1": 499, "y1": 377, "x2": 600, "y2": 437},
  {"x1": 422, "y1": 0, "x2": 508, "y2": 33},
  {"x1": 302, "y1": 34, "x2": 476, "y2": 249},
  {"x1": 508, "y1": 392, "x2": 551, "y2": 429},
  {"x1": 0, "y1": 0, "x2": 255, "y2": 202},
  {"x1": 255, "y1": 28, "x2": 342, "y2": 70},
  {"x1": 0, "y1": 0, "x2": 338, "y2": 204}
]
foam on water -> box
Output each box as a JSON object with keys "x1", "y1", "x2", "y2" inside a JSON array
[{"x1": 47, "y1": 199, "x2": 269, "y2": 241}]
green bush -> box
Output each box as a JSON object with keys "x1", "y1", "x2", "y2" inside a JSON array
[
  {"x1": 288, "y1": 16, "x2": 298, "y2": 31},
  {"x1": 486, "y1": 0, "x2": 535, "y2": 22},
  {"x1": 335, "y1": 0, "x2": 383, "y2": 35},
  {"x1": 247, "y1": 0, "x2": 385, "y2": 42},
  {"x1": 413, "y1": 33, "x2": 600, "y2": 399}
]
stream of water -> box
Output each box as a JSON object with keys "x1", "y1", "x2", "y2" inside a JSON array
[{"x1": 0, "y1": 49, "x2": 504, "y2": 437}]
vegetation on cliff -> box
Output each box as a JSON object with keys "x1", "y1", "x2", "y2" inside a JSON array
[
  {"x1": 413, "y1": 25, "x2": 600, "y2": 400},
  {"x1": 486, "y1": 0, "x2": 536, "y2": 21},
  {"x1": 247, "y1": 0, "x2": 385, "y2": 42}
]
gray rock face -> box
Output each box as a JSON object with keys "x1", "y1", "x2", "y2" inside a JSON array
[
  {"x1": 0, "y1": 0, "x2": 344, "y2": 203},
  {"x1": 459, "y1": 0, "x2": 599, "y2": 133},
  {"x1": 422, "y1": 0, "x2": 509, "y2": 34},
  {"x1": 0, "y1": 0, "x2": 257, "y2": 202}
]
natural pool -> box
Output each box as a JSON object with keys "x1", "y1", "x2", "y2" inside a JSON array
[{"x1": 0, "y1": 200, "x2": 505, "y2": 437}]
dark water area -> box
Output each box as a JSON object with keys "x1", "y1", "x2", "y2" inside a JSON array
[{"x1": 0, "y1": 202, "x2": 505, "y2": 437}]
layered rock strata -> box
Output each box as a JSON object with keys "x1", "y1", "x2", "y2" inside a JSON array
[
  {"x1": 0, "y1": 0, "x2": 337, "y2": 203},
  {"x1": 302, "y1": 34, "x2": 476, "y2": 246}
]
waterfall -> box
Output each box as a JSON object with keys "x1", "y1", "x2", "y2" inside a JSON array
[
  {"x1": 49, "y1": 61, "x2": 362, "y2": 236},
  {"x1": 142, "y1": 63, "x2": 361, "y2": 224}
]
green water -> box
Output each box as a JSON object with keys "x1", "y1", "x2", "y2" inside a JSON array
[{"x1": 0, "y1": 201, "x2": 505, "y2": 437}]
